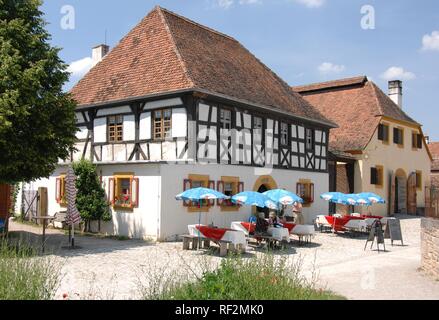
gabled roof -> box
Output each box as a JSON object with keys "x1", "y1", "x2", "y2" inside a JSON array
[
  {"x1": 70, "y1": 6, "x2": 333, "y2": 127},
  {"x1": 428, "y1": 142, "x2": 439, "y2": 171},
  {"x1": 292, "y1": 76, "x2": 419, "y2": 151}
]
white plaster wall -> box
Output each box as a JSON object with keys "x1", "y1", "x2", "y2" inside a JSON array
[
  {"x1": 90, "y1": 164, "x2": 161, "y2": 240},
  {"x1": 20, "y1": 164, "x2": 161, "y2": 240},
  {"x1": 356, "y1": 121, "x2": 431, "y2": 216},
  {"x1": 159, "y1": 164, "x2": 329, "y2": 241}
]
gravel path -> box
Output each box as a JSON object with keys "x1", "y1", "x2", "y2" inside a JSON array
[{"x1": 7, "y1": 216, "x2": 439, "y2": 300}]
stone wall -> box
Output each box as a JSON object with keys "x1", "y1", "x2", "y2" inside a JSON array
[{"x1": 421, "y1": 218, "x2": 439, "y2": 280}]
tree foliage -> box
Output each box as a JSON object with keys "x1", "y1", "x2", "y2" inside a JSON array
[
  {"x1": 0, "y1": 0, "x2": 77, "y2": 183},
  {"x1": 73, "y1": 160, "x2": 111, "y2": 232}
]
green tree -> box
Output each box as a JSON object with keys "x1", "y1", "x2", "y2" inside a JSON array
[
  {"x1": 0, "y1": 0, "x2": 77, "y2": 184},
  {"x1": 73, "y1": 160, "x2": 111, "y2": 233}
]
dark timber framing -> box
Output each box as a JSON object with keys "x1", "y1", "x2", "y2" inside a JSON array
[{"x1": 70, "y1": 90, "x2": 331, "y2": 173}]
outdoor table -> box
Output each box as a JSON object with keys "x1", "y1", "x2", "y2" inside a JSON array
[
  {"x1": 188, "y1": 225, "x2": 247, "y2": 246},
  {"x1": 344, "y1": 219, "x2": 368, "y2": 232},
  {"x1": 291, "y1": 225, "x2": 316, "y2": 244},
  {"x1": 325, "y1": 216, "x2": 364, "y2": 232},
  {"x1": 231, "y1": 222, "x2": 255, "y2": 236},
  {"x1": 32, "y1": 216, "x2": 55, "y2": 253},
  {"x1": 282, "y1": 222, "x2": 296, "y2": 233},
  {"x1": 267, "y1": 227, "x2": 290, "y2": 242}
]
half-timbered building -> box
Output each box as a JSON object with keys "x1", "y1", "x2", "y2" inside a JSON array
[{"x1": 20, "y1": 6, "x2": 335, "y2": 240}]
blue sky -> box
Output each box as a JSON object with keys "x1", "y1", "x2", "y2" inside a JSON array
[{"x1": 41, "y1": 0, "x2": 439, "y2": 139}]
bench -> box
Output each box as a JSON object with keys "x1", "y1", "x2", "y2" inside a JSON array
[
  {"x1": 181, "y1": 235, "x2": 211, "y2": 251},
  {"x1": 53, "y1": 211, "x2": 68, "y2": 229},
  {"x1": 251, "y1": 234, "x2": 284, "y2": 250}
]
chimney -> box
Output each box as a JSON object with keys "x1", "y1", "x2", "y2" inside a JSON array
[
  {"x1": 92, "y1": 44, "x2": 110, "y2": 66},
  {"x1": 388, "y1": 80, "x2": 403, "y2": 109},
  {"x1": 425, "y1": 136, "x2": 430, "y2": 144}
]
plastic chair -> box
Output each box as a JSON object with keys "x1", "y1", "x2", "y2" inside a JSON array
[{"x1": 248, "y1": 216, "x2": 257, "y2": 224}]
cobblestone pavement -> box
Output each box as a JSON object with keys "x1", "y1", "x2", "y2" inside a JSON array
[{"x1": 7, "y1": 215, "x2": 439, "y2": 300}]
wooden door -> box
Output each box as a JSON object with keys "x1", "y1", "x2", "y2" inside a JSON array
[
  {"x1": 407, "y1": 172, "x2": 417, "y2": 215},
  {"x1": 388, "y1": 171, "x2": 396, "y2": 216},
  {"x1": 0, "y1": 184, "x2": 11, "y2": 221}
]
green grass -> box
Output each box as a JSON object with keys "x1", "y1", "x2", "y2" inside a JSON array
[
  {"x1": 142, "y1": 254, "x2": 345, "y2": 300},
  {"x1": 0, "y1": 240, "x2": 60, "y2": 300}
]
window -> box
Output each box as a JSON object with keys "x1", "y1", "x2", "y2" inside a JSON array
[
  {"x1": 108, "y1": 174, "x2": 139, "y2": 209},
  {"x1": 220, "y1": 109, "x2": 232, "y2": 130},
  {"x1": 393, "y1": 127, "x2": 404, "y2": 146},
  {"x1": 253, "y1": 117, "x2": 263, "y2": 130},
  {"x1": 280, "y1": 122, "x2": 289, "y2": 146},
  {"x1": 55, "y1": 174, "x2": 67, "y2": 206},
  {"x1": 412, "y1": 132, "x2": 423, "y2": 150},
  {"x1": 370, "y1": 165, "x2": 384, "y2": 187},
  {"x1": 153, "y1": 109, "x2": 172, "y2": 140},
  {"x1": 296, "y1": 181, "x2": 314, "y2": 206},
  {"x1": 183, "y1": 175, "x2": 214, "y2": 210},
  {"x1": 416, "y1": 171, "x2": 423, "y2": 190},
  {"x1": 217, "y1": 177, "x2": 244, "y2": 209},
  {"x1": 378, "y1": 123, "x2": 389, "y2": 143},
  {"x1": 108, "y1": 115, "x2": 123, "y2": 143},
  {"x1": 305, "y1": 128, "x2": 314, "y2": 151}
]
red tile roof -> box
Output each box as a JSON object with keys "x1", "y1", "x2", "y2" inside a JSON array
[
  {"x1": 428, "y1": 142, "x2": 439, "y2": 171},
  {"x1": 292, "y1": 76, "x2": 419, "y2": 151},
  {"x1": 70, "y1": 6, "x2": 333, "y2": 126}
]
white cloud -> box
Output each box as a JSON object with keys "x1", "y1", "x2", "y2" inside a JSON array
[
  {"x1": 67, "y1": 57, "x2": 93, "y2": 78},
  {"x1": 294, "y1": 0, "x2": 325, "y2": 8},
  {"x1": 318, "y1": 62, "x2": 345, "y2": 74},
  {"x1": 239, "y1": 0, "x2": 262, "y2": 4},
  {"x1": 217, "y1": 0, "x2": 234, "y2": 9},
  {"x1": 422, "y1": 31, "x2": 439, "y2": 51},
  {"x1": 380, "y1": 67, "x2": 416, "y2": 81},
  {"x1": 215, "y1": 0, "x2": 262, "y2": 9}
]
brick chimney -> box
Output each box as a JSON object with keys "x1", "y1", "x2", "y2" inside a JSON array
[
  {"x1": 92, "y1": 44, "x2": 110, "y2": 66},
  {"x1": 388, "y1": 80, "x2": 403, "y2": 109}
]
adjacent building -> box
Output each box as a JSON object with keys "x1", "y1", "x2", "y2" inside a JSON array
[
  {"x1": 18, "y1": 7, "x2": 335, "y2": 240},
  {"x1": 293, "y1": 76, "x2": 432, "y2": 216}
]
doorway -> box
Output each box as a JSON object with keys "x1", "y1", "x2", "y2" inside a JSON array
[
  {"x1": 256, "y1": 184, "x2": 270, "y2": 218},
  {"x1": 394, "y1": 169, "x2": 408, "y2": 214},
  {"x1": 252, "y1": 175, "x2": 278, "y2": 217}
]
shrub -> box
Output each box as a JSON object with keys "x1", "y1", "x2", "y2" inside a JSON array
[
  {"x1": 0, "y1": 240, "x2": 61, "y2": 300},
  {"x1": 73, "y1": 159, "x2": 111, "y2": 232},
  {"x1": 141, "y1": 254, "x2": 344, "y2": 300}
]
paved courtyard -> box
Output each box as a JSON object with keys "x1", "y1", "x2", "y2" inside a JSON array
[{"x1": 7, "y1": 215, "x2": 439, "y2": 300}]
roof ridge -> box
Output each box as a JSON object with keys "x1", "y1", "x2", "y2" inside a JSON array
[
  {"x1": 157, "y1": 7, "x2": 195, "y2": 88},
  {"x1": 157, "y1": 6, "x2": 238, "y2": 42},
  {"x1": 293, "y1": 76, "x2": 368, "y2": 92},
  {"x1": 368, "y1": 81, "x2": 384, "y2": 116}
]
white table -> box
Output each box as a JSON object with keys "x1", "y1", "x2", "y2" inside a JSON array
[
  {"x1": 231, "y1": 222, "x2": 251, "y2": 236},
  {"x1": 188, "y1": 225, "x2": 247, "y2": 246},
  {"x1": 344, "y1": 219, "x2": 367, "y2": 232},
  {"x1": 268, "y1": 227, "x2": 290, "y2": 242},
  {"x1": 291, "y1": 225, "x2": 316, "y2": 243}
]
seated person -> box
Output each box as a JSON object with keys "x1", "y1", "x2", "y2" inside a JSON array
[
  {"x1": 268, "y1": 211, "x2": 284, "y2": 228},
  {"x1": 255, "y1": 212, "x2": 269, "y2": 235}
]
